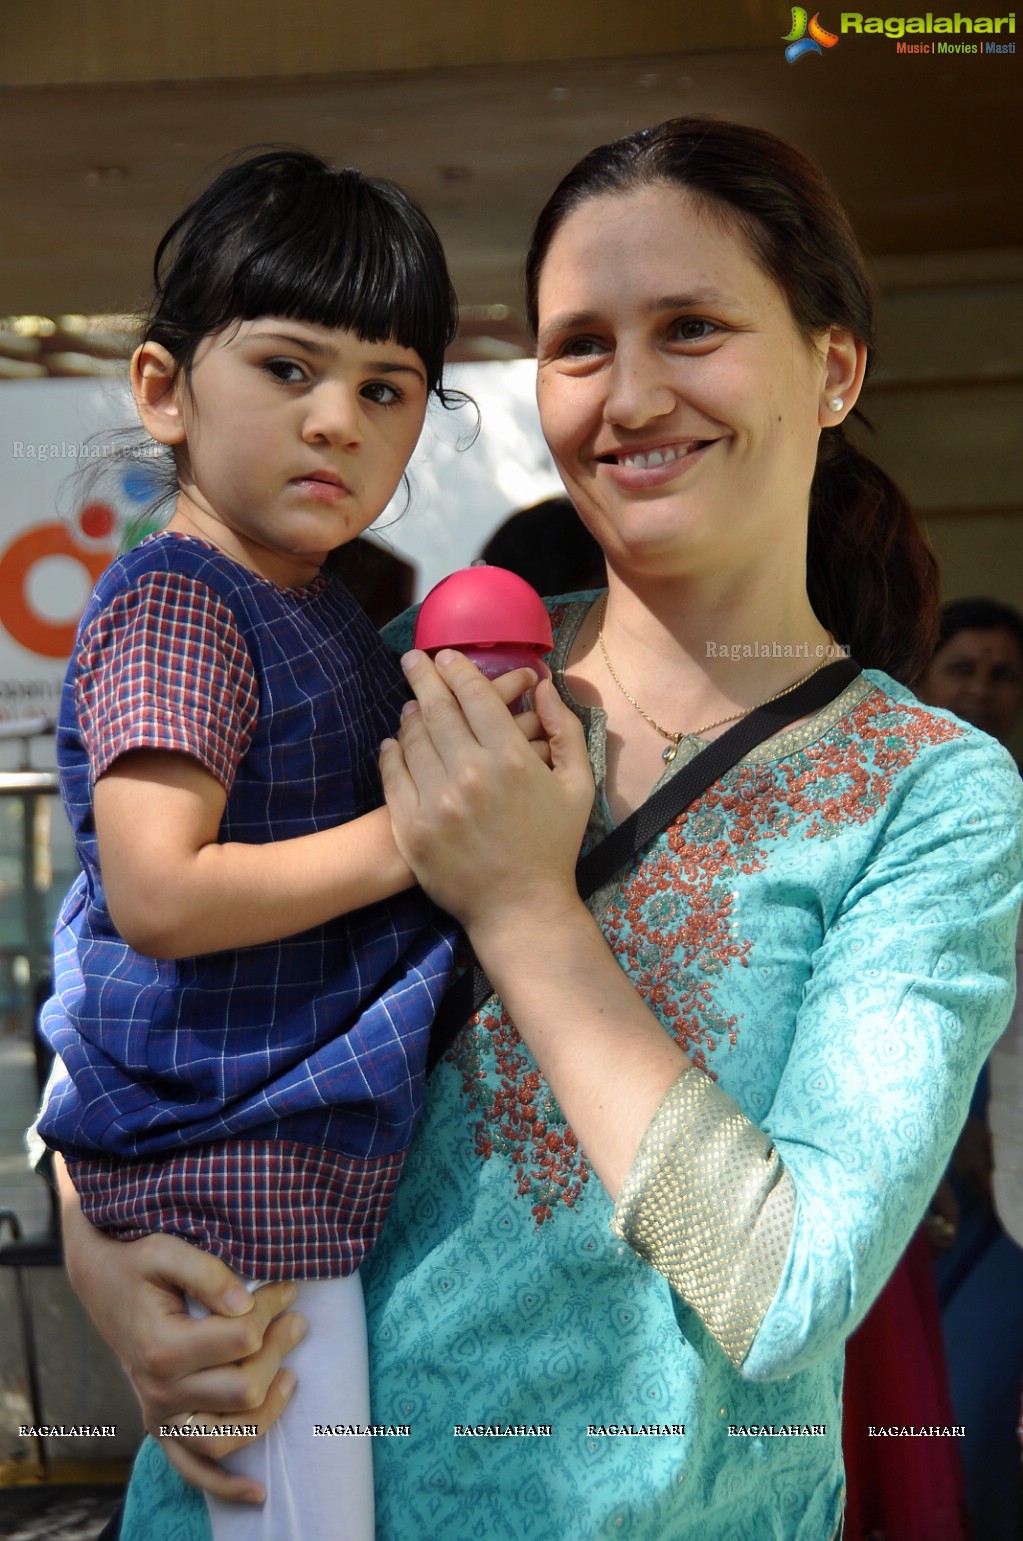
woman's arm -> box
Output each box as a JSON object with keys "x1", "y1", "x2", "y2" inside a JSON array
[
  {"x1": 734, "y1": 732, "x2": 1022, "y2": 1378},
  {"x1": 57, "y1": 1157, "x2": 303, "y2": 1500},
  {"x1": 991, "y1": 921, "x2": 1023, "y2": 1246},
  {"x1": 381, "y1": 649, "x2": 691, "y2": 1196}
]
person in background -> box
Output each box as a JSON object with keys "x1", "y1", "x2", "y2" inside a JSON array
[
  {"x1": 917, "y1": 596, "x2": 1023, "y2": 1541},
  {"x1": 918, "y1": 597, "x2": 1023, "y2": 750},
  {"x1": 480, "y1": 495, "x2": 606, "y2": 594},
  {"x1": 327, "y1": 535, "x2": 417, "y2": 630}
]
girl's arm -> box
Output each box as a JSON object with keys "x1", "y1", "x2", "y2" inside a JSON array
[
  {"x1": 95, "y1": 757, "x2": 409, "y2": 957},
  {"x1": 57, "y1": 1155, "x2": 300, "y2": 1501},
  {"x1": 95, "y1": 666, "x2": 538, "y2": 959}
]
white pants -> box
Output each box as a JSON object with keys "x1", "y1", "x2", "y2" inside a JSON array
[{"x1": 188, "y1": 1272, "x2": 374, "y2": 1541}]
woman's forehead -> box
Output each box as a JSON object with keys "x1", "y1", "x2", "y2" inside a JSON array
[{"x1": 535, "y1": 187, "x2": 774, "y2": 319}]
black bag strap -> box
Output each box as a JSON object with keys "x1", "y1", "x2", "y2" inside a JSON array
[{"x1": 427, "y1": 654, "x2": 862, "y2": 1073}]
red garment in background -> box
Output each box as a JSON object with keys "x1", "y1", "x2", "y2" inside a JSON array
[{"x1": 843, "y1": 1227, "x2": 968, "y2": 1541}]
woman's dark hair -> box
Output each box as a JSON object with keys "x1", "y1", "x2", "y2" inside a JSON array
[
  {"x1": 146, "y1": 148, "x2": 459, "y2": 402},
  {"x1": 936, "y1": 597, "x2": 1023, "y2": 659},
  {"x1": 525, "y1": 115, "x2": 939, "y2": 683}
]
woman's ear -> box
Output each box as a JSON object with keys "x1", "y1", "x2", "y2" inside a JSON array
[
  {"x1": 131, "y1": 341, "x2": 187, "y2": 445},
  {"x1": 819, "y1": 327, "x2": 868, "y2": 427}
]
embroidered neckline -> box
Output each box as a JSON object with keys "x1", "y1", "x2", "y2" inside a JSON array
[{"x1": 549, "y1": 597, "x2": 873, "y2": 776}]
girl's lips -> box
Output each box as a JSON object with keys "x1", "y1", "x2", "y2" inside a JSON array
[
  {"x1": 596, "y1": 440, "x2": 713, "y2": 488},
  {"x1": 290, "y1": 474, "x2": 350, "y2": 503}
]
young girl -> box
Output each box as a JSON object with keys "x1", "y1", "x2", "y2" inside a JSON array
[{"x1": 37, "y1": 149, "x2": 475, "y2": 1541}]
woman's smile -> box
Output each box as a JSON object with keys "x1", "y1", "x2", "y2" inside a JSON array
[
  {"x1": 535, "y1": 185, "x2": 830, "y2": 576},
  {"x1": 595, "y1": 436, "x2": 719, "y2": 488}
]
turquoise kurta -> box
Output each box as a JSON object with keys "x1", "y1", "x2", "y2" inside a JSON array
[{"x1": 121, "y1": 596, "x2": 1023, "y2": 1540}]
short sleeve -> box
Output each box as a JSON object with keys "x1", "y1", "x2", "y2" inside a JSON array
[{"x1": 75, "y1": 570, "x2": 259, "y2": 791}]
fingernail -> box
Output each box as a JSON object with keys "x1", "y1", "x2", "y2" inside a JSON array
[
  {"x1": 280, "y1": 1282, "x2": 298, "y2": 1307},
  {"x1": 223, "y1": 1287, "x2": 252, "y2": 1316},
  {"x1": 435, "y1": 648, "x2": 457, "y2": 666},
  {"x1": 401, "y1": 650, "x2": 425, "y2": 671},
  {"x1": 280, "y1": 1368, "x2": 298, "y2": 1398},
  {"x1": 288, "y1": 1316, "x2": 308, "y2": 1346},
  {"x1": 401, "y1": 700, "x2": 419, "y2": 717}
]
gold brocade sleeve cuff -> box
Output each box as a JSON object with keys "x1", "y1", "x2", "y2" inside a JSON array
[{"x1": 610, "y1": 1068, "x2": 796, "y2": 1367}]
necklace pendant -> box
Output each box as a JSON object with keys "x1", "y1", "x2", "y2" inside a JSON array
[{"x1": 663, "y1": 741, "x2": 679, "y2": 764}]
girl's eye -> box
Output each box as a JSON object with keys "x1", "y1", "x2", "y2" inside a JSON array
[
  {"x1": 671, "y1": 317, "x2": 718, "y2": 343},
  {"x1": 264, "y1": 358, "x2": 309, "y2": 384},
  {"x1": 361, "y1": 381, "x2": 402, "y2": 406}
]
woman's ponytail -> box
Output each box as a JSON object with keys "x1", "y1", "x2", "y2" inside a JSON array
[{"x1": 808, "y1": 429, "x2": 939, "y2": 684}]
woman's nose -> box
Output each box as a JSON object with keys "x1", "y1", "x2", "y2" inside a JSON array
[
  {"x1": 302, "y1": 384, "x2": 363, "y2": 447},
  {"x1": 602, "y1": 351, "x2": 676, "y2": 430}
]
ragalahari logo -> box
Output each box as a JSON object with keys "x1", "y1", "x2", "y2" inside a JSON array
[{"x1": 783, "y1": 8, "x2": 840, "y2": 60}]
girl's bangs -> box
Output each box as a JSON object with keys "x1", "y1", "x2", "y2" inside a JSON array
[{"x1": 222, "y1": 183, "x2": 453, "y2": 378}]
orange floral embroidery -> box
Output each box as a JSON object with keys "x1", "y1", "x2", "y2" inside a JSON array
[
  {"x1": 449, "y1": 689, "x2": 965, "y2": 1224},
  {"x1": 453, "y1": 1004, "x2": 588, "y2": 1226}
]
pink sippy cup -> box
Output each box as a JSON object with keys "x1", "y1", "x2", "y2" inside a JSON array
[{"x1": 413, "y1": 564, "x2": 554, "y2": 711}]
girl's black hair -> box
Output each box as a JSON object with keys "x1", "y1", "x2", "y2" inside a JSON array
[
  {"x1": 146, "y1": 148, "x2": 459, "y2": 402},
  {"x1": 524, "y1": 115, "x2": 940, "y2": 684}
]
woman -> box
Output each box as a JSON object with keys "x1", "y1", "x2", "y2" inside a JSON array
[{"x1": 57, "y1": 118, "x2": 1022, "y2": 1540}]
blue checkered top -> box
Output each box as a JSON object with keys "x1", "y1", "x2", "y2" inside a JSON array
[{"x1": 38, "y1": 534, "x2": 456, "y2": 1272}]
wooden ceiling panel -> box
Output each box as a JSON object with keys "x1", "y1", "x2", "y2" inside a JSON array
[{"x1": 1, "y1": 39, "x2": 1019, "y2": 318}]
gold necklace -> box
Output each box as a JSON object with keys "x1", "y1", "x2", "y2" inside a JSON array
[{"x1": 596, "y1": 597, "x2": 835, "y2": 763}]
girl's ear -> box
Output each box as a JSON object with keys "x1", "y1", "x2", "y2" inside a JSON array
[
  {"x1": 131, "y1": 341, "x2": 187, "y2": 445},
  {"x1": 819, "y1": 327, "x2": 868, "y2": 427}
]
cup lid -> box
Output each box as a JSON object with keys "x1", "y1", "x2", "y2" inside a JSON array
[{"x1": 414, "y1": 565, "x2": 554, "y2": 651}]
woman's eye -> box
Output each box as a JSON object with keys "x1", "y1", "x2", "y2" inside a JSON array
[
  {"x1": 558, "y1": 336, "x2": 607, "y2": 361},
  {"x1": 264, "y1": 358, "x2": 308, "y2": 384},
  {"x1": 361, "y1": 381, "x2": 401, "y2": 406},
  {"x1": 672, "y1": 318, "x2": 717, "y2": 343}
]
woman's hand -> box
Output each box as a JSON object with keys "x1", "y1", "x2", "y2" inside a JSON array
[
  {"x1": 59, "y1": 1159, "x2": 305, "y2": 1502},
  {"x1": 380, "y1": 650, "x2": 594, "y2": 938},
  {"x1": 381, "y1": 650, "x2": 687, "y2": 1198}
]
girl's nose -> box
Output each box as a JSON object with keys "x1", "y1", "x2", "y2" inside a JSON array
[
  {"x1": 602, "y1": 351, "x2": 676, "y2": 430},
  {"x1": 302, "y1": 384, "x2": 363, "y2": 447}
]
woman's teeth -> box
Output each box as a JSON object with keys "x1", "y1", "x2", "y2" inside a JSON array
[{"x1": 620, "y1": 445, "x2": 691, "y2": 468}]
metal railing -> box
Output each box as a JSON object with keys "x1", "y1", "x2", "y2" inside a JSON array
[{"x1": 0, "y1": 718, "x2": 72, "y2": 1033}]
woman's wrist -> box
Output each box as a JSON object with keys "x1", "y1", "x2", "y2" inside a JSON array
[{"x1": 465, "y1": 879, "x2": 589, "y2": 968}]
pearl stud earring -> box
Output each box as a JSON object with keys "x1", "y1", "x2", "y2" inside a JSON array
[{"x1": 829, "y1": 397, "x2": 844, "y2": 412}]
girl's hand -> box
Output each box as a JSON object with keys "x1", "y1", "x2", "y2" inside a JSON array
[
  {"x1": 59, "y1": 1161, "x2": 305, "y2": 1501},
  {"x1": 485, "y1": 665, "x2": 553, "y2": 766},
  {"x1": 379, "y1": 649, "x2": 594, "y2": 938}
]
